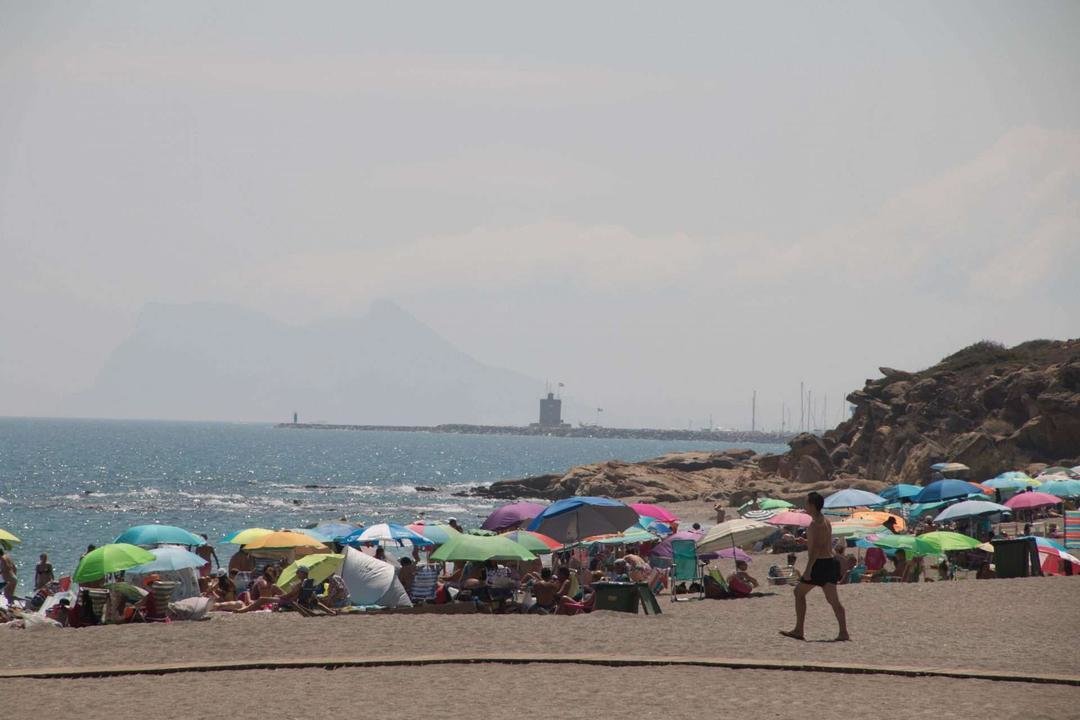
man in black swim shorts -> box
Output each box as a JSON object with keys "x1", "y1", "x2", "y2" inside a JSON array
[{"x1": 780, "y1": 491, "x2": 850, "y2": 641}]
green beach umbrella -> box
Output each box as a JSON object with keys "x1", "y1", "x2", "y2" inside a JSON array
[
  {"x1": 738, "y1": 498, "x2": 794, "y2": 514},
  {"x1": 912, "y1": 531, "x2": 981, "y2": 556},
  {"x1": 572, "y1": 527, "x2": 659, "y2": 547},
  {"x1": 430, "y1": 534, "x2": 537, "y2": 562},
  {"x1": 74, "y1": 543, "x2": 156, "y2": 583},
  {"x1": 465, "y1": 528, "x2": 497, "y2": 536},
  {"x1": 276, "y1": 553, "x2": 344, "y2": 592},
  {"x1": 871, "y1": 535, "x2": 920, "y2": 552}
]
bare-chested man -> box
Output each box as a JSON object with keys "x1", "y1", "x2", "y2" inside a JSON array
[{"x1": 781, "y1": 491, "x2": 850, "y2": 641}]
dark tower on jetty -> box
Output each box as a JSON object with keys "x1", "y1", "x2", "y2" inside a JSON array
[{"x1": 538, "y1": 392, "x2": 562, "y2": 427}]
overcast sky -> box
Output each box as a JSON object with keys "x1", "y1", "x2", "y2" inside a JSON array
[{"x1": 2, "y1": 1, "x2": 1078, "y2": 429}]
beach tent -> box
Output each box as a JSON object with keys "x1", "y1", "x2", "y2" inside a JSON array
[
  {"x1": 481, "y1": 501, "x2": 549, "y2": 532},
  {"x1": 526, "y1": 497, "x2": 639, "y2": 544},
  {"x1": 340, "y1": 547, "x2": 412, "y2": 608}
]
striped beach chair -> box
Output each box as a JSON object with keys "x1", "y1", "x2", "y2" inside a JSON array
[
  {"x1": 1064, "y1": 511, "x2": 1080, "y2": 551},
  {"x1": 409, "y1": 564, "x2": 439, "y2": 603}
]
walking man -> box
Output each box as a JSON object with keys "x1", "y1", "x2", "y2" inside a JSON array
[{"x1": 781, "y1": 491, "x2": 850, "y2": 641}]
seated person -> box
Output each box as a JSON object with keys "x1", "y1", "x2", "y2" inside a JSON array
[
  {"x1": 320, "y1": 573, "x2": 350, "y2": 608},
  {"x1": 726, "y1": 560, "x2": 759, "y2": 595},
  {"x1": 398, "y1": 557, "x2": 416, "y2": 595},
  {"x1": 890, "y1": 549, "x2": 909, "y2": 580},
  {"x1": 529, "y1": 568, "x2": 560, "y2": 614},
  {"x1": 609, "y1": 559, "x2": 630, "y2": 582}
]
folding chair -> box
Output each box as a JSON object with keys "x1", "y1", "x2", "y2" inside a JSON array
[{"x1": 669, "y1": 539, "x2": 703, "y2": 601}]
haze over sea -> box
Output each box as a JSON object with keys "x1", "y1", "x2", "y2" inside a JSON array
[{"x1": 0, "y1": 417, "x2": 785, "y2": 575}]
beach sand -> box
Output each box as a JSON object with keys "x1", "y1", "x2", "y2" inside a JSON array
[{"x1": 5, "y1": 576, "x2": 1078, "y2": 717}]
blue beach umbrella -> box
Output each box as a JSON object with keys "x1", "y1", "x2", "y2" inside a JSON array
[
  {"x1": 312, "y1": 521, "x2": 360, "y2": 541},
  {"x1": 982, "y1": 474, "x2": 1038, "y2": 491},
  {"x1": 637, "y1": 517, "x2": 672, "y2": 536},
  {"x1": 126, "y1": 545, "x2": 208, "y2": 573},
  {"x1": 526, "y1": 496, "x2": 639, "y2": 544},
  {"x1": 1036, "y1": 480, "x2": 1080, "y2": 498},
  {"x1": 342, "y1": 522, "x2": 433, "y2": 547},
  {"x1": 823, "y1": 489, "x2": 887, "y2": 509},
  {"x1": 879, "y1": 484, "x2": 923, "y2": 502},
  {"x1": 290, "y1": 528, "x2": 333, "y2": 542},
  {"x1": 114, "y1": 524, "x2": 205, "y2": 547},
  {"x1": 933, "y1": 500, "x2": 1011, "y2": 524},
  {"x1": 913, "y1": 479, "x2": 984, "y2": 504}
]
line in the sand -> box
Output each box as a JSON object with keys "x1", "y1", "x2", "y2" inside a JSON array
[{"x1": 3, "y1": 655, "x2": 1077, "y2": 687}]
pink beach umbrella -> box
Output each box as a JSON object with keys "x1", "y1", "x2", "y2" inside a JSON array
[
  {"x1": 480, "y1": 501, "x2": 548, "y2": 532},
  {"x1": 630, "y1": 502, "x2": 680, "y2": 524},
  {"x1": 649, "y1": 530, "x2": 703, "y2": 560},
  {"x1": 1004, "y1": 491, "x2": 1063, "y2": 510},
  {"x1": 767, "y1": 510, "x2": 812, "y2": 528}
]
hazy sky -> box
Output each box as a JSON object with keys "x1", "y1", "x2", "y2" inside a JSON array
[{"x1": 2, "y1": 1, "x2": 1078, "y2": 429}]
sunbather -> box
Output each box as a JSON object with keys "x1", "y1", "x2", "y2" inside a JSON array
[{"x1": 727, "y1": 560, "x2": 759, "y2": 595}]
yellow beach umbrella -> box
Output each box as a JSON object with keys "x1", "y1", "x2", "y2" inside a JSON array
[
  {"x1": 220, "y1": 527, "x2": 274, "y2": 545},
  {"x1": 276, "y1": 553, "x2": 344, "y2": 592},
  {"x1": 0, "y1": 529, "x2": 21, "y2": 544},
  {"x1": 243, "y1": 530, "x2": 328, "y2": 551}
]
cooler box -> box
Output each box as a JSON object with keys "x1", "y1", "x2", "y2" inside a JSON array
[{"x1": 592, "y1": 582, "x2": 642, "y2": 613}]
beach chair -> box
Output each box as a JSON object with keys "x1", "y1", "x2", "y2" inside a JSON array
[
  {"x1": 148, "y1": 581, "x2": 178, "y2": 621},
  {"x1": 669, "y1": 539, "x2": 703, "y2": 602},
  {"x1": 409, "y1": 564, "x2": 439, "y2": 603}
]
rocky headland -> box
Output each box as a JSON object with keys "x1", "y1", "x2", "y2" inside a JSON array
[{"x1": 465, "y1": 339, "x2": 1080, "y2": 505}]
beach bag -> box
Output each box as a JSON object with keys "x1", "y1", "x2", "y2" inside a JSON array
[{"x1": 728, "y1": 577, "x2": 753, "y2": 596}]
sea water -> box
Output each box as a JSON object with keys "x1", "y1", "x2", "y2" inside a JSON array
[{"x1": 0, "y1": 417, "x2": 785, "y2": 575}]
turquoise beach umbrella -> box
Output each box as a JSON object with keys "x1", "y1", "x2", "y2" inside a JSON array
[{"x1": 114, "y1": 524, "x2": 205, "y2": 547}]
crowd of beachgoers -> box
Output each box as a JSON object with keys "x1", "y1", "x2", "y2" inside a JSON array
[{"x1": 1, "y1": 463, "x2": 1077, "y2": 629}]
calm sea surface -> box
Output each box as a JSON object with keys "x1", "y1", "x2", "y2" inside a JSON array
[{"x1": 0, "y1": 418, "x2": 785, "y2": 576}]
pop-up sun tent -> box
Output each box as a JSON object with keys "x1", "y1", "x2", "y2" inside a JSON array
[{"x1": 340, "y1": 547, "x2": 412, "y2": 609}]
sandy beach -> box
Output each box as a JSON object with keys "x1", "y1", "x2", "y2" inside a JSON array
[{"x1": 6, "y1": 575, "x2": 1078, "y2": 718}]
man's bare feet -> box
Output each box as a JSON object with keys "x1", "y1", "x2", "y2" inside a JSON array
[{"x1": 779, "y1": 630, "x2": 804, "y2": 640}]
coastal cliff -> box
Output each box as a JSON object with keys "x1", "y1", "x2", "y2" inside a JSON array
[{"x1": 466, "y1": 339, "x2": 1080, "y2": 503}]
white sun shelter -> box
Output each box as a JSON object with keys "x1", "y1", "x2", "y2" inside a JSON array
[{"x1": 340, "y1": 547, "x2": 413, "y2": 608}]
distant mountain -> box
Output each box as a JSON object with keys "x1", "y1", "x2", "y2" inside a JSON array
[{"x1": 65, "y1": 300, "x2": 551, "y2": 424}]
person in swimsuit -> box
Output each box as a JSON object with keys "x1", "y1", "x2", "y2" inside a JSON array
[{"x1": 781, "y1": 491, "x2": 850, "y2": 641}]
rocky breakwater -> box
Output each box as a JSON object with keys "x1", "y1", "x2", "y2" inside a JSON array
[
  {"x1": 768, "y1": 339, "x2": 1080, "y2": 486},
  {"x1": 462, "y1": 448, "x2": 886, "y2": 507}
]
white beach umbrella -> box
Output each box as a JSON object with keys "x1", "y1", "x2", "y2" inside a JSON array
[{"x1": 695, "y1": 518, "x2": 775, "y2": 555}]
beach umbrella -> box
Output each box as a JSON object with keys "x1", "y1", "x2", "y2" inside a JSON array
[
  {"x1": 913, "y1": 531, "x2": 981, "y2": 555},
  {"x1": 243, "y1": 530, "x2": 328, "y2": 551},
  {"x1": 220, "y1": 528, "x2": 274, "y2": 545},
  {"x1": 823, "y1": 489, "x2": 887, "y2": 509},
  {"x1": 637, "y1": 517, "x2": 672, "y2": 535},
  {"x1": 737, "y1": 498, "x2": 793, "y2": 515},
  {"x1": 405, "y1": 521, "x2": 459, "y2": 545},
  {"x1": 114, "y1": 524, "x2": 205, "y2": 547},
  {"x1": 879, "y1": 484, "x2": 923, "y2": 502},
  {"x1": 913, "y1": 479, "x2": 983, "y2": 504},
  {"x1": 465, "y1": 528, "x2": 497, "y2": 536},
  {"x1": 1035, "y1": 480, "x2": 1080, "y2": 498},
  {"x1": 430, "y1": 534, "x2": 537, "y2": 562},
  {"x1": 742, "y1": 509, "x2": 782, "y2": 521},
  {"x1": 1038, "y1": 466, "x2": 1079, "y2": 479},
  {"x1": 696, "y1": 518, "x2": 774, "y2": 555},
  {"x1": 871, "y1": 535, "x2": 920, "y2": 553},
  {"x1": 932, "y1": 500, "x2": 1012, "y2": 524},
  {"x1": 1004, "y1": 492, "x2": 1063, "y2": 511},
  {"x1": 311, "y1": 521, "x2": 361, "y2": 540},
  {"x1": 650, "y1": 530, "x2": 704, "y2": 560},
  {"x1": 526, "y1": 497, "x2": 639, "y2": 544},
  {"x1": 500, "y1": 530, "x2": 562, "y2": 554},
  {"x1": 713, "y1": 547, "x2": 753, "y2": 563},
  {"x1": 343, "y1": 523, "x2": 433, "y2": 547},
  {"x1": 74, "y1": 543, "x2": 156, "y2": 583},
  {"x1": 831, "y1": 521, "x2": 888, "y2": 539},
  {"x1": 767, "y1": 510, "x2": 812, "y2": 528},
  {"x1": 126, "y1": 546, "x2": 208, "y2": 573},
  {"x1": 276, "y1": 553, "x2": 344, "y2": 592},
  {"x1": 290, "y1": 528, "x2": 333, "y2": 543},
  {"x1": 481, "y1": 501, "x2": 548, "y2": 532},
  {"x1": 981, "y1": 476, "x2": 1038, "y2": 491},
  {"x1": 930, "y1": 462, "x2": 970, "y2": 476},
  {"x1": 574, "y1": 527, "x2": 659, "y2": 547},
  {"x1": 851, "y1": 511, "x2": 906, "y2": 532},
  {"x1": 0, "y1": 528, "x2": 21, "y2": 544},
  {"x1": 630, "y1": 502, "x2": 680, "y2": 524}
]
